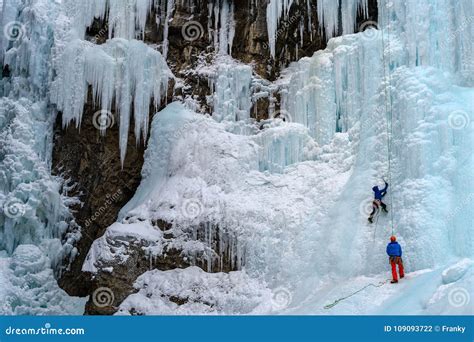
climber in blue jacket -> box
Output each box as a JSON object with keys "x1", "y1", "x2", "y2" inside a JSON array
[
  {"x1": 386, "y1": 235, "x2": 404, "y2": 283},
  {"x1": 368, "y1": 181, "x2": 389, "y2": 223}
]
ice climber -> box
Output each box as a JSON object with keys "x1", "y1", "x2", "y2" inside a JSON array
[
  {"x1": 368, "y1": 181, "x2": 388, "y2": 223},
  {"x1": 386, "y1": 235, "x2": 404, "y2": 284}
]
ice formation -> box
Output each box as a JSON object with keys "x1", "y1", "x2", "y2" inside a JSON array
[
  {"x1": 209, "y1": 0, "x2": 235, "y2": 55},
  {"x1": 51, "y1": 38, "x2": 173, "y2": 164},
  {"x1": 70, "y1": 0, "x2": 237, "y2": 57},
  {"x1": 0, "y1": 0, "x2": 472, "y2": 316},
  {"x1": 266, "y1": 0, "x2": 294, "y2": 58},
  {"x1": 266, "y1": 0, "x2": 370, "y2": 58},
  {"x1": 82, "y1": 221, "x2": 163, "y2": 274},
  {"x1": 0, "y1": 245, "x2": 86, "y2": 315},
  {"x1": 67, "y1": 0, "x2": 157, "y2": 40},
  {"x1": 211, "y1": 59, "x2": 253, "y2": 122},
  {"x1": 114, "y1": 0, "x2": 472, "y2": 314},
  {"x1": 1, "y1": 0, "x2": 85, "y2": 314},
  {"x1": 116, "y1": 266, "x2": 273, "y2": 315}
]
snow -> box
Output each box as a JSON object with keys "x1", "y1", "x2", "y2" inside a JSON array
[
  {"x1": 116, "y1": 266, "x2": 274, "y2": 315},
  {"x1": 114, "y1": 0, "x2": 473, "y2": 315},
  {"x1": 50, "y1": 38, "x2": 173, "y2": 164},
  {"x1": 0, "y1": 0, "x2": 472, "y2": 316},
  {"x1": 441, "y1": 258, "x2": 473, "y2": 284},
  {"x1": 286, "y1": 261, "x2": 473, "y2": 315},
  {"x1": 82, "y1": 222, "x2": 163, "y2": 273}
]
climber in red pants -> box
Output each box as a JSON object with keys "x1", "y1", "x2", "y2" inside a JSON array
[{"x1": 386, "y1": 235, "x2": 404, "y2": 283}]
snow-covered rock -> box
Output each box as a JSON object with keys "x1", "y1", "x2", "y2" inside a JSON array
[{"x1": 116, "y1": 266, "x2": 273, "y2": 315}]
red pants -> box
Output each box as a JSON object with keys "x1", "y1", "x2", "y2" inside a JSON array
[{"x1": 390, "y1": 257, "x2": 404, "y2": 281}]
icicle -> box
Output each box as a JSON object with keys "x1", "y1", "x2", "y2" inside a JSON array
[
  {"x1": 161, "y1": 0, "x2": 175, "y2": 59},
  {"x1": 266, "y1": 0, "x2": 295, "y2": 58},
  {"x1": 212, "y1": 61, "x2": 252, "y2": 122},
  {"x1": 69, "y1": 0, "x2": 158, "y2": 40},
  {"x1": 265, "y1": 0, "x2": 370, "y2": 55},
  {"x1": 316, "y1": 0, "x2": 340, "y2": 39},
  {"x1": 208, "y1": 0, "x2": 235, "y2": 55},
  {"x1": 51, "y1": 38, "x2": 173, "y2": 165}
]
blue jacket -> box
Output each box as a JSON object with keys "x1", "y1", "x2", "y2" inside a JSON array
[
  {"x1": 372, "y1": 182, "x2": 388, "y2": 200},
  {"x1": 386, "y1": 241, "x2": 402, "y2": 257}
]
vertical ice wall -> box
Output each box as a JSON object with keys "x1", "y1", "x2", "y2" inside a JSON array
[
  {"x1": 378, "y1": 0, "x2": 473, "y2": 86},
  {"x1": 256, "y1": 122, "x2": 317, "y2": 173},
  {"x1": 277, "y1": 0, "x2": 473, "y2": 277},
  {"x1": 211, "y1": 60, "x2": 253, "y2": 123},
  {"x1": 0, "y1": 0, "x2": 85, "y2": 314}
]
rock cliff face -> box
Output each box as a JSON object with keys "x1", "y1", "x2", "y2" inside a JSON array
[{"x1": 53, "y1": 0, "x2": 378, "y2": 314}]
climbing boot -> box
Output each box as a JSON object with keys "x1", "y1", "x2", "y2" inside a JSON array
[
  {"x1": 368, "y1": 217, "x2": 373, "y2": 223},
  {"x1": 390, "y1": 280, "x2": 398, "y2": 284}
]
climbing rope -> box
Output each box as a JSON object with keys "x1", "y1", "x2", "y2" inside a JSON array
[
  {"x1": 323, "y1": 279, "x2": 392, "y2": 309},
  {"x1": 381, "y1": 0, "x2": 395, "y2": 236},
  {"x1": 373, "y1": 207, "x2": 381, "y2": 242}
]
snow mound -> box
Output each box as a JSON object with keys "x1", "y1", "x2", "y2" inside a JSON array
[
  {"x1": 442, "y1": 258, "x2": 473, "y2": 285},
  {"x1": 116, "y1": 266, "x2": 273, "y2": 315}
]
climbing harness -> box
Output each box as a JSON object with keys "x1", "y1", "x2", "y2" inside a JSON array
[
  {"x1": 323, "y1": 279, "x2": 392, "y2": 309},
  {"x1": 381, "y1": 0, "x2": 395, "y2": 236}
]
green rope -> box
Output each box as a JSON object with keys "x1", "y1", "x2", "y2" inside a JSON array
[
  {"x1": 381, "y1": 0, "x2": 395, "y2": 236},
  {"x1": 323, "y1": 279, "x2": 391, "y2": 309}
]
